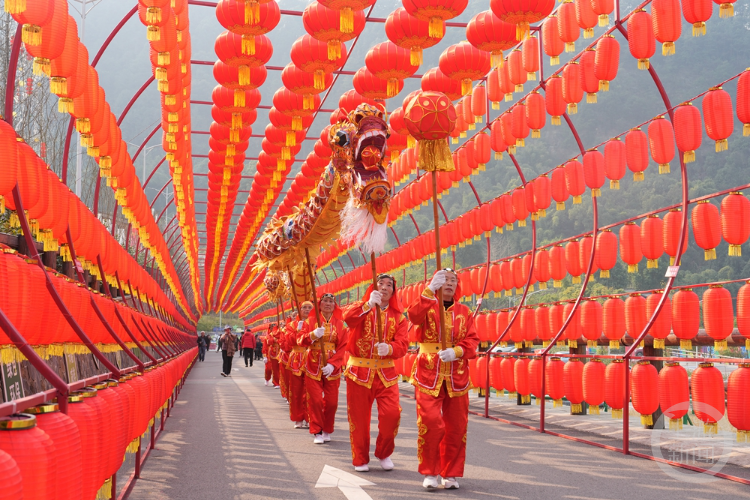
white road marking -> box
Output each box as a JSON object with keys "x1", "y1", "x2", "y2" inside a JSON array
[{"x1": 315, "y1": 465, "x2": 375, "y2": 500}]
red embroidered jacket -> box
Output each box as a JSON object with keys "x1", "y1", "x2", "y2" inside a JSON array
[
  {"x1": 342, "y1": 301, "x2": 408, "y2": 389},
  {"x1": 284, "y1": 322, "x2": 306, "y2": 376},
  {"x1": 406, "y1": 288, "x2": 479, "y2": 397},
  {"x1": 299, "y1": 314, "x2": 348, "y2": 381}
]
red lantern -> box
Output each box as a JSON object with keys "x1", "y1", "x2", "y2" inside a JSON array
[
  {"x1": 303, "y1": 2, "x2": 364, "y2": 61},
  {"x1": 663, "y1": 208, "x2": 688, "y2": 264},
  {"x1": 652, "y1": 0, "x2": 682, "y2": 56},
  {"x1": 625, "y1": 128, "x2": 648, "y2": 181},
  {"x1": 525, "y1": 91, "x2": 546, "y2": 139},
  {"x1": 594, "y1": 35, "x2": 619, "y2": 91},
  {"x1": 501, "y1": 357, "x2": 517, "y2": 395},
  {"x1": 672, "y1": 288, "x2": 700, "y2": 350},
  {"x1": 703, "y1": 285, "x2": 733, "y2": 350},
  {"x1": 682, "y1": 0, "x2": 713, "y2": 36},
  {"x1": 561, "y1": 62, "x2": 583, "y2": 115},
  {"x1": 673, "y1": 102, "x2": 702, "y2": 163},
  {"x1": 551, "y1": 166, "x2": 569, "y2": 210},
  {"x1": 535, "y1": 306, "x2": 553, "y2": 345},
  {"x1": 641, "y1": 214, "x2": 664, "y2": 268},
  {"x1": 645, "y1": 291, "x2": 671, "y2": 349},
  {"x1": 595, "y1": 229, "x2": 617, "y2": 278},
  {"x1": 727, "y1": 364, "x2": 750, "y2": 442},
  {"x1": 583, "y1": 359, "x2": 605, "y2": 414},
  {"x1": 386, "y1": 7, "x2": 441, "y2": 66},
  {"x1": 692, "y1": 200, "x2": 721, "y2": 260},
  {"x1": 583, "y1": 149, "x2": 605, "y2": 197},
  {"x1": 549, "y1": 244, "x2": 567, "y2": 287},
  {"x1": 542, "y1": 15, "x2": 564, "y2": 66},
  {"x1": 563, "y1": 301, "x2": 583, "y2": 347},
  {"x1": 738, "y1": 69, "x2": 750, "y2": 136},
  {"x1": 545, "y1": 75, "x2": 566, "y2": 125},
  {"x1": 702, "y1": 87, "x2": 734, "y2": 152},
  {"x1": 365, "y1": 41, "x2": 419, "y2": 98},
  {"x1": 591, "y1": 0, "x2": 614, "y2": 26},
  {"x1": 576, "y1": 0, "x2": 598, "y2": 37},
  {"x1": 403, "y1": 0, "x2": 468, "y2": 39},
  {"x1": 625, "y1": 293, "x2": 647, "y2": 341},
  {"x1": 603, "y1": 138, "x2": 626, "y2": 189},
  {"x1": 564, "y1": 359, "x2": 585, "y2": 413},
  {"x1": 603, "y1": 297, "x2": 625, "y2": 348},
  {"x1": 605, "y1": 359, "x2": 626, "y2": 417},
  {"x1": 558, "y1": 0, "x2": 580, "y2": 53},
  {"x1": 490, "y1": 0, "x2": 555, "y2": 41},
  {"x1": 489, "y1": 355, "x2": 504, "y2": 393},
  {"x1": 421, "y1": 67, "x2": 463, "y2": 101},
  {"x1": 534, "y1": 174, "x2": 551, "y2": 217},
  {"x1": 515, "y1": 357, "x2": 532, "y2": 403},
  {"x1": 0, "y1": 414, "x2": 56, "y2": 499},
  {"x1": 647, "y1": 116, "x2": 675, "y2": 174},
  {"x1": 578, "y1": 233, "x2": 598, "y2": 276},
  {"x1": 619, "y1": 222, "x2": 642, "y2": 273},
  {"x1": 511, "y1": 103, "x2": 529, "y2": 148},
  {"x1": 631, "y1": 361, "x2": 659, "y2": 426},
  {"x1": 529, "y1": 357, "x2": 544, "y2": 401},
  {"x1": 659, "y1": 363, "x2": 689, "y2": 429},
  {"x1": 438, "y1": 41, "x2": 492, "y2": 96},
  {"x1": 466, "y1": 10, "x2": 517, "y2": 69},
  {"x1": 580, "y1": 49, "x2": 599, "y2": 104},
  {"x1": 627, "y1": 10, "x2": 655, "y2": 70},
  {"x1": 475, "y1": 131, "x2": 491, "y2": 169},
  {"x1": 471, "y1": 84, "x2": 487, "y2": 122},
  {"x1": 564, "y1": 159, "x2": 585, "y2": 204},
  {"x1": 290, "y1": 34, "x2": 347, "y2": 90},
  {"x1": 721, "y1": 192, "x2": 750, "y2": 256},
  {"x1": 522, "y1": 35, "x2": 539, "y2": 79},
  {"x1": 692, "y1": 362, "x2": 726, "y2": 433},
  {"x1": 581, "y1": 299, "x2": 602, "y2": 347},
  {"x1": 508, "y1": 49, "x2": 527, "y2": 93},
  {"x1": 565, "y1": 240, "x2": 583, "y2": 284},
  {"x1": 545, "y1": 357, "x2": 565, "y2": 406}
]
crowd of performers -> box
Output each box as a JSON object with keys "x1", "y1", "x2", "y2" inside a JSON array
[{"x1": 258, "y1": 269, "x2": 479, "y2": 489}]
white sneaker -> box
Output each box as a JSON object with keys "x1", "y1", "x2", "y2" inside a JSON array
[
  {"x1": 294, "y1": 421, "x2": 303, "y2": 429},
  {"x1": 273, "y1": 385, "x2": 279, "y2": 389},
  {"x1": 313, "y1": 434, "x2": 325, "y2": 444},
  {"x1": 303, "y1": 421, "x2": 309, "y2": 428},
  {"x1": 422, "y1": 475, "x2": 439, "y2": 489},
  {"x1": 379, "y1": 456, "x2": 394, "y2": 471},
  {"x1": 354, "y1": 464, "x2": 369, "y2": 472},
  {"x1": 442, "y1": 477, "x2": 459, "y2": 489},
  {"x1": 264, "y1": 380, "x2": 269, "y2": 386},
  {"x1": 322, "y1": 432, "x2": 331, "y2": 442}
]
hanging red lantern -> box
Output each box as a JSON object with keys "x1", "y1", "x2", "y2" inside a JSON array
[
  {"x1": 216, "y1": 0, "x2": 280, "y2": 55},
  {"x1": 564, "y1": 159, "x2": 585, "y2": 204},
  {"x1": 647, "y1": 116, "x2": 675, "y2": 174},
  {"x1": 576, "y1": 0, "x2": 598, "y2": 37},
  {"x1": 682, "y1": 0, "x2": 713, "y2": 36},
  {"x1": 545, "y1": 75, "x2": 566, "y2": 125},
  {"x1": 692, "y1": 363, "x2": 726, "y2": 433},
  {"x1": 500, "y1": 357, "x2": 517, "y2": 396},
  {"x1": 0, "y1": 413, "x2": 56, "y2": 499},
  {"x1": 564, "y1": 359, "x2": 585, "y2": 413},
  {"x1": 549, "y1": 244, "x2": 567, "y2": 287},
  {"x1": 512, "y1": 103, "x2": 530, "y2": 148},
  {"x1": 594, "y1": 35, "x2": 619, "y2": 92},
  {"x1": 563, "y1": 301, "x2": 583, "y2": 348},
  {"x1": 490, "y1": 0, "x2": 555, "y2": 41},
  {"x1": 595, "y1": 229, "x2": 617, "y2": 278},
  {"x1": 545, "y1": 357, "x2": 565, "y2": 407},
  {"x1": 673, "y1": 102, "x2": 702, "y2": 163},
  {"x1": 551, "y1": 166, "x2": 569, "y2": 210},
  {"x1": 515, "y1": 357, "x2": 532, "y2": 403},
  {"x1": 386, "y1": 7, "x2": 441, "y2": 66},
  {"x1": 303, "y1": 2, "x2": 364, "y2": 61},
  {"x1": 565, "y1": 239, "x2": 583, "y2": 284},
  {"x1": 499, "y1": 111, "x2": 516, "y2": 154},
  {"x1": 580, "y1": 49, "x2": 599, "y2": 104},
  {"x1": 290, "y1": 34, "x2": 347, "y2": 90},
  {"x1": 525, "y1": 91, "x2": 546, "y2": 139},
  {"x1": 605, "y1": 359, "x2": 626, "y2": 418},
  {"x1": 558, "y1": 0, "x2": 580, "y2": 53},
  {"x1": 603, "y1": 138, "x2": 626, "y2": 189},
  {"x1": 471, "y1": 84, "x2": 487, "y2": 122},
  {"x1": 627, "y1": 10, "x2": 655, "y2": 70},
  {"x1": 534, "y1": 174, "x2": 551, "y2": 217},
  {"x1": 403, "y1": 0, "x2": 468, "y2": 39},
  {"x1": 603, "y1": 297, "x2": 625, "y2": 348},
  {"x1": 737, "y1": 69, "x2": 750, "y2": 136},
  {"x1": 692, "y1": 200, "x2": 721, "y2": 260},
  {"x1": 421, "y1": 67, "x2": 463, "y2": 101},
  {"x1": 549, "y1": 303, "x2": 565, "y2": 343},
  {"x1": 583, "y1": 149, "x2": 605, "y2": 197},
  {"x1": 645, "y1": 290, "x2": 671, "y2": 349},
  {"x1": 438, "y1": 41, "x2": 492, "y2": 96},
  {"x1": 490, "y1": 119, "x2": 507, "y2": 159},
  {"x1": 663, "y1": 208, "x2": 688, "y2": 264},
  {"x1": 508, "y1": 49, "x2": 527, "y2": 93},
  {"x1": 703, "y1": 285, "x2": 733, "y2": 350},
  {"x1": 652, "y1": 0, "x2": 682, "y2": 56},
  {"x1": 365, "y1": 41, "x2": 419, "y2": 98},
  {"x1": 672, "y1": 288, "x2": 700, "y2": 350},
  {"x1": 529, "y1": 357, "x2": 544, "y2": 402},
  {"x1": 619, "y1": 222, "x2": 642, "y2": 273},
  {"x1": 353, "y1": 67, "x2": 391, "y2": 100},
  {"x1": 475, "y1": 131, "x2": 491, "y2": 169},
  {"x1": 561, "y1": 62, "x2": 583, "y2": 115},
  {"x1": 542, "y1": 15, "x2": 564, "y2": 66},
  {"x1": 534, "y1": 248, "x2": 551, "y2": 289},
  {"x1": 489, "y1": 355, "x2": 504, "y2": 393},
  {"x1": 659, "y1": 363, "x2": 689, "y2": 429},
  {"x1": 0, "y1": 448, "x2": 22, "y2": 498},
  {"x1": 641, "y1": 214, "x2": 664, "y2": 268},
  {"x1": 466, "y1": 10, "x2": 517, "y2": 69},
  {"x1": 625, "y1": 127, "x2": 649, "y2": 181},
  {"x1": 583, "y1": 359, "x2": 605, "y2": 414},
  {"x1": 625, "y1": 293, "x2": 647, "y2": 342},
  {"x1": 728, "y1": 364, "x2": 750, "y2": 442},
  {"x1": 535, "y1": 306, "x2": 552, "y2": 346},
  {"x1": 721, "y1": 192, "x2": 750, "y2": 256},
  {"x1": 702, "y1": 87, "x2": 734, "y2": 152},
  {"x1": 581, "y1": 299, "x2": 602, "y2": 347},
  {"x1": 522, "y1": 35, "x2": 539, "y2": 80},
  {"x1": 631, "y1": 361, "x2": 659, "y2": 426}
]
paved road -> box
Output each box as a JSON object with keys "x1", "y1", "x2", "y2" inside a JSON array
[{"x1": 129, "y1": 353, "x2": 750, "y2": 499}]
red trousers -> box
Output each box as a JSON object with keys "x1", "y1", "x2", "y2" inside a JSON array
[
  {"x1": 265, "y1": 359, "x2": 280, "y2": 386},
  {"x1": 306, "y1": 375, "x2": 340, "y2": 435},
  {"x1": 415, "y1": 382, "x2": 469, "y2": 478},
  {"x1": 289, "y1": 373, "x2": 307, "y2": 422},
  {"x1": 346, "y1": 376, "x2": 401, "y2": 466},
  {"x1": 280, "y1": 365, "x2": 291, "y2": 399}
]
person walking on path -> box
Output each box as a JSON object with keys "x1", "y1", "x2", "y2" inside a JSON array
[
  {"x1": 406, "y1": 269, "x2": 479, "y2": 490},
  {"x1": 197, "y1": 331, "x2": 208, "y2": 362},
  {"x1": 299, "y1": 295, "x2": 348, "y2": 443},
  {"x1": 263, "y1": 324, "x2": 281, "y2": 387},
  {"x1": 286, "y1": 301, "x2": 313, "y2": 429},
  {"x1": 342, "y1": 274, "x2": 408, "y2": 472},
  {"x1": 220, "y1": 325, "x2": 238, "y2": 377},
  {"x1": 242, "y1": 328, "x2": 257, "y2": 367},
  {"x1": 254, "y1": 334, "x2": 263, "y2": 360}
]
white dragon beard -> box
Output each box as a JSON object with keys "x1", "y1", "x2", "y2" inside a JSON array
[{"x1": 339, "y1": 197, "x2": 388, "y2": 255}]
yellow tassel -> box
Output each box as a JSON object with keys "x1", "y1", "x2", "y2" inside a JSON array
[
  {"x1": 600, "y1": 80, "x2": 610, "y2": 92},
  {"x1": 146, "y1": 6, "x2": 161, "y2": 23},
  {"x1": 715, "y1": 138, "x2": 728, "y2": 152},
  {"x1": 314, "y1": 70, "x2": 325, "y2": 90},
  {"x1": 586, "y1": 92, "x2": 597, "y2": 104},
  {"x1": 428, "y1": 16, "x2": 444, "y2": 38},
  {"x1": 58, "y1": 97, "x2": 74, "y2": 114},
  {"x1": 461, "y1": 79, "x2": 473, "y2": 96},
  {"x1": 627, "y1": 263, "x2": 638, "y2": 273},
  {"x1": 729, "y1": 244, "x2": 742, "y2": 257},
  {"x1": 553, "y1": 399, "x2": 563, "y2": 408},
  {"x1": 492, "y1": 101, "x2": 500, "y2": 110},
  {"x1": 714, "y1": 339, "x2": 727, "y2": 350},
  {"x1": 573, "y1": 195, "x2": 582, "y2": 204},
  {"x1": 340, "y1": 7, "x2": 354, "y2": 34},
  {"x1": 679, "y1": 339, "x2": 692, "y2": 350},
  {"x1": 633, "y1": 171, "x2": 644, "y2": 182},
  {"x1": 568, "y1": 340, "x2": 578, "y2": 349},
  {"x1": 22, "y1": 24, "x2": 42, "y2": 46},
  {"x1": 539, "y1": 208, "x2": 547, "y2": 217},
  {"x1": 158, "y1": 52, "x2": 170, "y2": 66},
  {"x1": 692, "y1": 22, "x2": 706, "y2": 36},
  {"x1": 661, "y1": 42, "x2": 676, "y2": 56},
  {"x1": 598, "y1": 14, "x2": 610, "y2": 26},
  {"x1": 641, "y1": 414, "x2": 653, "y2": 426},
  {"x1": 704, "y1": 248, "x2": 716, "y2": 260},
  {"x1": 654, "y1": 338, "x2": 665, "y2": 349},
  {"x1": 516, "y1": 22, "x2": 530, "y2": 41},
  {"x1": 553, "y1": 279, "x2": 562, "y2": 288},
  {"x1": 719, "y1": 3, "x2": 734, "y2": 18},
  {"x1": 4, "y1": 0, "x2": 26, "y2": 14},
  {"x1": 460, "y1": 131, "x2": 467, "y2": 138},
  {"x1": 157, "y1": 80, "x2": 168, "y2": 93},
  {"x1": 238, "y1": 66, "x2": 250, "y2": 85},
  {"x1": 572, "y1": 276, "x2": 581, "y2": 284},
  {"x1": 527, "y1": 71, "x2": 537, "y2": 81},
  {"x1": 410, "y1": 47, "x2": 423, "y2": 66},
  {"x1": 552, "y1": 116, "x2": 561, "y2": 126},
  {"x1": 244, "y1": 0, "x2": 260, "y2": 24},
  {"x1": 638, "y1": 58, "x2": 650, "y2": 70},
  {"x1": 609, "y1": 340, "x2": 620, "y2": 348},
  {"x1": 612, "y1": 408, "x2": 623, "y2": 419},
  {"x1": 147, "y1": 25, "x2": 160, "y2": 41},
  {"x1": 556, "y1": 201, "x2": 565, "y2": 210},
  {"x1": 504, "y1": 93, "x2": 513, "y2": 102},
  {"x1": 592, "y1": 188, "x2": 601, "y2": 198},
  {"x1": 704, "y1": 422, "x2": 718, "y2": 434},
  {"x1": 551, "y1": 55, "x2": 560, "y2": 66},
  {"x1": 517, "y1": 219, "x2": 527, "y2": 227},
  {"x1": 567, "y1": 103, "x2": 578, "y2": 115},
  {"x1": 233, "y1": 89, "x2": 246, "y2": 108},
  {"x1": 658, "y1": 163, "x2": 670, "y2": 174},
  {"x1": 515, "y1": 84, "x2": 524, "y2": 93},
  {"x1": 743, "y1": 123, "x2": 750, "y2": 137},
  {"x1": 571, "y1": 403, "x2": 582, "y2": 413},
  {"x1": 737, "y1": 430, "x2": 747, "y2": 442},
  {"x1": 242, "y1": 35, "x2": 256, "y2": 55},
  {"x1": 565, "y1": 41, "x2": 575, "y2": 53},
  {"x1": 303, "y1": 94, "x2": 315, "y2": 110},
  {"x1": 669, "y1": 418, "x2": 683, "y2": 430}
]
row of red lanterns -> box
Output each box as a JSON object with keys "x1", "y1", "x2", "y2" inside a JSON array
[
  {"x1": 0, "y1": 122, "x2": 192, "y2": 330},
  {"x1": 0, "y1": 350, "x2": 195, "y2": 499},
  {"x1": 9, "y1": 0, "x2": 193, "y2": 318}
]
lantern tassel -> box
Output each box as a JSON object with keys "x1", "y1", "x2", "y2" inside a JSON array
[
  {"x1": 714, "y1": 339, "x2": 727, "y2": 350},
  {"x1": 292, "y1": 116, "x2": 303, "y2": 131},
  {"x1": 600, "y1": 80, "x2": 610, "y2": 91},
  {"x1": 738, "y1": 430, "x2": 748, "y2": 443},
  {"x1": 609, "y1": 340, "x2": 620, "y2": 348},
  {"x1": 551, "y1": 55, "x2": 560, "y2": 66},
  {"x1": 461, "y1": 79, "x2": 473, "y2": 96},
  {"x1": 4, "y1": 0, "x2": 26, "y2": 14},
  {"x1": 565, "y1": 42, "x2": 575, "y2": 53},
  {"x1": 428, "y1": 17, "x2": 444, "y2": 38},
  {"x1": 633, "y1": 172, "x2": 644, "y2": 182},
  {"x1": 516, "y1": 22, "x2": 530, "y2": 41},
  {"x1": 715, "y1": 138, "x2": 728, "y2": 152},
  {"x1": 242, "y1": 35, "x2": 256, "y2": 55},
  {"x1": 704, "y1": 422, "x2": 719, "y2": 434},
  {"x1": 491, "y1": 52, "x2": 503, "y2": 68},
  {"x1": 556, "y1": 202, "x2": 565, "y2": 210},
  {"x1": 573, "y1": 195, "x2": 582, "y2": 204},
  {"x1": 238, "y1": 66, "x2": 250, "y2": 85},
  {"x1": 157, "y1": 51, "x2": 170, "y2": 65},
  {"x1": 553, "y1": 398, "x2": 563, "y2": 408},
  {"x1": 33, "y1": 57, "x2": 50, "y2": 76},
  {"x1": 528, "y1": 71, "x2": 537, "y2": 81},
  {"x1": 552, "y1": 116, "x2": 561, "y2": 126},
  {"x1": 340, "y1": 7, "x2": 354, "y2": 33},
  {"x1": 553, "y1": 279, "x2": 562, "y2": 288},
  {"x1": 244, "y1": 0, "x2": 260, "y2": 24},
  {"x1": 719, "y1": 3, "x2": 734, "y2": 18},
  {"x1": 612, "y1": 408, "x2": 623, "y2": 419},
  {"x1": 567, "y1": 103, "x2": 578, "y2": 115},
  {"x1": 492, "y1": 101, "x2": 500, "y2": 110},
  {"x1": 586, "y1": 92, "x2": 597, "y2": 104},
  {"x1": 583, "y1": 28, "x2": 594, "y2": 39},
  {"x1": 680, "y1": 339, "x2": 692, "y2": 350},
  {"x1": 744, "y1": 123, "x2": 750, "y2": 136},
  {"x1": 58, "y1": 97, "x2": 74, "y2": 114},
  {"x1": 627, "y1": 263, "x2": 638, "y2": 273},
  {"x1": 592, "y1": 188, "x2": 601, "y2": 197},
  {"x1": 729, "y1": 244, "x2": 742, "y2": 256},
  {"x1": 410, "y1": 47, "x2": 423, "y2": 66},
  {"x1": 638, "y1": 58, "x2": 650, "y2": 70},
  {"x1": 232, "y1": 113, "x2": 243, "y2": 129},
  {"x1": 234, "y1": 89, "x2": 246, "y2": 107},
  {"x1": 314, "y1": 70, "x2": 325, "y2": 90},
  {"x1": 598, "y1": 14, "x2": 610, "y2": 26},
  {"x1": 50, "y1": 76, "x2": 68, "y2": 94},
  {"x1": 505, "y1": 93, "x2": 513, "y2": 102},
  {"x1": 303, "y1": 94, "x2": 315, "y2": 110},
  {"x1": 387, "y1": 78, "x2": 400, "y2": 98},
  {"x1": 668, "y1": 418, "x2": 683, "y2": 431},
  {"x1": 704, "y1": 248, "x2": 716, "y2": 260},
  {"x1": 661, "y1": 42, "x2": 676, "y2": 56},
  {"x1": 692, "y1": 22, "x2": 707, "y2": 36},
  {"x1": 640, "y1": 414, "x2": 653, "y2": 426},
  {"x1": 147, "y1": 26, "x2": 160, "y2": 41},
  {"x1": 658, "y1": 163, "x2": 670, "y2": 174},
  {"x1": 647, "y1": 258, "x2": 658, "y2": 268},
  {"x1": 654, "y1": 338, "x2": 665, "y2": 349},
  {"x1": 22, "y1": 24, "x2": 42, "y2": 46},
  {"x1": 146, "y1": 6, "x2": 161, "y2": 23},
  {"x1": 417, "y1": 139, "x2": 455, "y2": 173}
]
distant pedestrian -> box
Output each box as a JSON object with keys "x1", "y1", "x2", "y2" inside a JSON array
[
  {"x1": 242, "y1": 328, "x2": 257, "y2": 367},
  {"x1": 220, "y1": 325, "x2": 238, "y2": 377},
  {"x1": 254, "y1": 335, "x2": 263, "y2": 360},
  {"x1": 197, "y1": 331, "x2": 208, "y2": 362}
]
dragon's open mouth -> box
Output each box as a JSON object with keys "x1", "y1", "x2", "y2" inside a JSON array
[{"x1": 354, "y1": 127, "x2": 387, "y2": 160}]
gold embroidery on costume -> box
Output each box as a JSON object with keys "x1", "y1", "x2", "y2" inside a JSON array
[
  {"x1": 456, "y1": 358, "x2": 465, "y2": 375},
  {"x1": 425, "y1": 353, "x2": 436, "y2": 371},
  {"x1": 416, "y1": 404, "x2": 427, "y2": 465}
]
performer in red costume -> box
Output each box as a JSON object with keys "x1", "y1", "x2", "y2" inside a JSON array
[
  {"x1": 299, "y1": 294, "x2": 348, "y2": 444},
  {"x1": 406, "y1": 269, "x2": 479, "y2": 490},
  {"x1": 262, "y1": 323, "x2": 281, "y2": 388},
  {"x1": 287, "y1": 301, "x2": 314, "y2": 428},
  {"x1": 278, "y1": 320, "x2": 291, "y2": 399},
  {"x1": 343, "y1": 274, "x2": 408, "y2": 472}
]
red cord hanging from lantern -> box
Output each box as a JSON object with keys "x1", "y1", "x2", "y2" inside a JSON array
[
  {"x1": 692, "y1": 362, "x2": 726, "y2": 433},
  {"x1": 659, "y1": 363, "x2": 689, "y2": 430},
  {"x1": 647, "y1": 116, "x2": 675, "y2": 174},
  {"x1": 702, "y1": 87, "x2": 734, "y2": 153},
  {"x1": 672, "y1": 288, "x2": 700, "y2": 350},
  {"x1": 652, "y1": 0, "x2": 682, "y2": 56},
  {"x1": 691, "y1": 200, "x2": 721, "y2": 260},
  {"x1": 721, "y1": 192, "x2": 750, "y2": 257},
  {"x1": 627, "y1": 10, "x2": 655, "y2": 70},
  {"x1": 703, "y1": 285, "x2": 733, "y2": 350}
]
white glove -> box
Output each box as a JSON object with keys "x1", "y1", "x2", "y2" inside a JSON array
[
  {"x1": 313, "y1": 327, "x2": 325, "y2": 339},
  {"x1": 322, "y1": 363, "x2": 334, "y2": 377},
  {"x1": 263, "y1": 357, "x2": 268, "y2": 364},
  {"x1": 428, "y1": 270, "x2": 447, "y2": 293},
  {"x1": 438, "y1": 348, "x2": 457, "y2": 362},
  {"x1": 375, "y1": 342, "x2": 390, "y2": 357},
  {"x1": 297, "y1": 321, "x2": 304, "y2": 330},
  {"x1": 368, "y1": 291, "x2": 382, "y2": 308}
]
